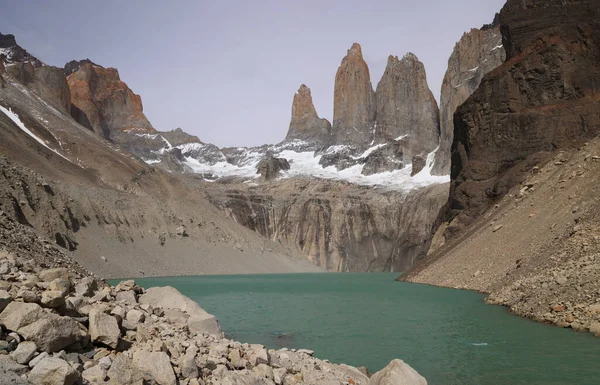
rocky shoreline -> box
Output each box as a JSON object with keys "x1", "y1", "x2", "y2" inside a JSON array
[{"x1": 0, "y1": 233, "x2": 427, "y2": 385}]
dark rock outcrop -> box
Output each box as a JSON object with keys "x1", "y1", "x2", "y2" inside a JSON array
[
  {"x1": 331, "y1": 43, "x2": 376, "y2": 147},
  {"x1": 0, "y1": 33, "x2": 43, "y2": 67},
  {"x1": 286, "y1": 84, "x2": 331, "y2": 143},
  {"x1": 67, "y1": 63, "x2": 154, "y2": 139},
  {"x1": 256, "y1": 155, "x2": 290, "y2": 181},
  {"x1": 375, "y1": 54, "x2": 439, "y2": 159},
  {"x1": 447, "y1": 0, "x2": 600, "y2": 228},
  {"x1": 432, "y1": 23, "x2": 506, "y2": 175},
  {"x1": 63, "y1": 59, "x2": 100, "y2": 77}
]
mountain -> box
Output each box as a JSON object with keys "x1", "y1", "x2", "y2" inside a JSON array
[
  {"x1": 285, "y1": 84, "x2": 331, "y2": 143},
  {"x1": 375, "y1": 53, "x2": 440, "y2": 162},
  {"x1": 402, "y1": 0, "x2": 600, "y2": 336},
  {"x1": 331, "y1": 43, "x2": 377, "y2": 147},
  {"x1": 431, "y1": 20, "x2": 506, "y2": 175},
  {"x1": 66, "y1": 61, "x2": 154, "y2": 139}
]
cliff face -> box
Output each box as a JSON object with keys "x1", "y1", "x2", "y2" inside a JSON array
[
  {"x1": 432, "y1": 24, "x2": 506, "y2": 176},
  {"x1": 375, "y1": 53, "x2": 440, "y2": 161},
  {"x1": 286, "y1": 84, "x2": 331, "y2": 143},
  {"x1": 331, "y1": 43, "x2": 376, "y2": 147},
  {"x1": 207, "y1": 180, "x2": 448, "y2": 272},
  {"x1": 67, "y1": 63, "x2": 154, "y2": 139},
  {"x1": 448, "y1": 0, "x2": 600, "y2": 228}
]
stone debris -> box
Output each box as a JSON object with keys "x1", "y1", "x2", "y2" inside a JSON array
[{"x1": 0, "y1": 248, "x2": 427, "y2": 385}]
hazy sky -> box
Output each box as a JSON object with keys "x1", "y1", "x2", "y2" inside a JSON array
[{"x1": 2, "y1": 0, "x2": 506, "y2": 147}]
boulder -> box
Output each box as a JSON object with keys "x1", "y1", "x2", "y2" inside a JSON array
[
  {"x1": 126, "y1": 309, "x2": 145, "y2": 324},
  {"x1": 75, "y1": 277, "x2": 97, "y2": 297},
  {"x1": 48, "y1": 278, "x2": 71, "y2": 296},
  {"x1": 369, "y1": 359, "x2": 427, "y2": 385},
  {"x1": 89, "y1": 308, "x2": 120, "y2": 349},
  {"x1": 28, "y1": 357, "x2": 80, "y2": 385},
  {"x1": 41, "y1": 290, "x2": 66, "y2": 308},
  {"x1": 0, "y1": 355, "x2": 28, "y2": 375},
  {"x1": 115, "y1": 290, "x2": 137, "y2": 305},
  {"x1": 10, "y1": 341, "x2": 37, "y2": 364},
  {"x1": 107, "y1": 353, "x2": 144, "y2": 384},
  {"x1": 139, "y1": 286, "x2": 221, "y2": 336},
  {"x1": 180, "y1": 346, "x2": 199, "y2": 379},
  {"x1": 82, "y1": 365, "x2": 107, "y2": 383},
  {"x1": 256, "y1": 155, "x2": 291, "y2": 181},
  {"x1": 133, "y1": 350, "x2": 176, "y2": 385},
  {"x1": 39, "y1": 268, "x2": 69, "y2": 282},
  {"x1": 0, "y1": 302, "x2": 83, "y2": 352}
]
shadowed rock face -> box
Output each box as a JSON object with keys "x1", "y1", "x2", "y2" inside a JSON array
[
  {"x1": 67, "y1": 63, "x2": 154, "y2": 139},
  {"x1": 0, "y1": 33, "x2": 43, "y2": 67},
  {"x1": 286, "y1": 84, "x2": 331, "y2": 143},
  {"x1": 331, "y1": 43, "x2": 376, "y2": 147},
  {"x1": 448, "y1": 0, "x2": 600, "y2": 227},
  {"x1": 432, "y1": 23, "x2": 506, "y2": 176},
  {"x1": 6, "y1": 64, "x2": 71, "y2": 113},
  {"x1": 375, "y1": 53, "x2": 440, "y2": 161}
]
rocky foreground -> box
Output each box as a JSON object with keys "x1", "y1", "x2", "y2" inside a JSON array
[{"x1": 0, "y1": 234, "x2": 426, "y2": 385}]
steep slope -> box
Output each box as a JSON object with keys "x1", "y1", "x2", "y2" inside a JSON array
[
  {"x1": 432, "y1": 21, "x2": 506, "y2": 175},
  {"x1": 375, "y1": 53, "x2": 440, "y2": 161},
  {"x1": 330, "y1": 43, "x2": 376, "y2": 147},
  {"x1": 285, "y1": 84, "x2": 331, "y2": 143},
  {"x1": 403, "y1": 0, "x2": 600, "y2": 335}
]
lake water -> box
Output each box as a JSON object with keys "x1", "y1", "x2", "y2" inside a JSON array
[{"x1": 124, "y1": 273, "x2": 600, "y2": 385}]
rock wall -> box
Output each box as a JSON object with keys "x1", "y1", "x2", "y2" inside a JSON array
[
  {"x1": 432, "y1": 22, "x2": 505, "y2": 176},
  {"x1": 206, "y1": 180, "x2": 448, "y2": 272},
  {"x1": 67, "y1": 63, "x2": 154, "y2": 139},
  {"x1": 375, "y1": 53, "x2": 440, "y2": 161},
  {"x1": 331, "y1": 43, "x2": 377, "y2": 147},
  {"x1": 447, "y1": 0, "x2": 600, "y2": 228},
  {"x1": 286, "y1": 84, "x2": 331, "y2": 143}
]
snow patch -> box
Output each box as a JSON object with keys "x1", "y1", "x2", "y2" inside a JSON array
[{"x1": 0, "y1": 105, "x2": 74, "y2": 164}]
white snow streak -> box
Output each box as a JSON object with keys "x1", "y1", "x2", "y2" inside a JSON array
[{"x1": 0, "y1": 105, "x2": 73, "y2": 163}]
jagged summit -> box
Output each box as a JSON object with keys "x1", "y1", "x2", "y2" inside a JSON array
[
  {"x1": 331, "y1": 42, "x2": 376, "y2": 147},
  {"x1": 286, "y1": 84, "x2": 331, "y2": 143},
  {"x1": 0, "y1": 32, "x2": 44, "y2": 67},
  {"x1": 63, "y1": 59, "x2": 101, "y2": 76}
]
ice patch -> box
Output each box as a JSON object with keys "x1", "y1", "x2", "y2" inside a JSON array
[
  {"x1": 0, "y1": 105, "x2": 73, "y2": 163},
  {"x1": 492, "y1": 44, "x2": 504, "y2": 51}
]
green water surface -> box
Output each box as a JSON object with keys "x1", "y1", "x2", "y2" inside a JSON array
[{"x1": 120, "y1": 273, "x2": 600, "y2": 385}]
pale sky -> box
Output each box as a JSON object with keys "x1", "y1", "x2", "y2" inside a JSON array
[{"x1": 2, "y1": 0, "x2": 506, "y2": 147}]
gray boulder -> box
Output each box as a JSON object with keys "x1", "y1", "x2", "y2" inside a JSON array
[
  {"x1": 107, "y1": 353, "x2": 143, "y2": 384},
  {"x1": 0, "y1": 302, "x2": 83, "y2": 352},
  {"x1": 369, "y1": 359, "x2": 427, "y2": 385},
  {"x1": 0, "y1": 355, "x2": 28, "y2": 375},
  {"x1": 38, "y1": 268, "x2": 69, "y2": 282},
  {"x1": 28, "y1": 357, "x2": 80, "y2": 385},
  {"x1": 139, "y1": 286, "x2": 222, "y2": 336},
  {"x1": 133, "y1": 350, "x2": 176, "y2": 385},
  {"x1": 89, "y1": 308, "x2": 120, "y2": 349},
  {"x1": 41, "y1": 290, "x2": 65, "y2": 308},
  {"x1": 10, "y1": 341, "x2": 37, "y2": 364}
]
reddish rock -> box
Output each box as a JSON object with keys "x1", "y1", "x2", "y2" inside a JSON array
[
  {"x1": 552, "y1": 304, "x2": 565, "y2": 312},
  {"x1": 67, "y1": 63, "x2": 154, "y2": 139},
  {"x1": 331, "y1": 43, "x2": 376, "y2": 147},
  {"x1": 286, "y1": 84, "x2": 331, "y2": 143}
]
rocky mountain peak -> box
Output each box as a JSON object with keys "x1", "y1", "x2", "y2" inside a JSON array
[
  {"x1": 63, "y1": 59, "x2": 101, "y2": 76},
  {"x1": 286, "y1": 84, "x2": 331, "y2": 143},
  {"x1": 331, "y1": 42, "x2": 376, "y2": 147},
  {"x1": 0, "y1": 32, "x2": 17, "y2": 48},
  {"x1": 67, "y1": 63, "x2": 154, "y2": 139},
  {"x1": 374, "y1": 51, "x2": 439, "y2": 161},
  {"x1": 0, "y1": 32, "x2": 43, "y2": 67}
]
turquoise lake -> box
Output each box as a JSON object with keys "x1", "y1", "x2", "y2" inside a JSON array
[{"x1": 123, "y1": 273, "x2": 600, "y2": 385}]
